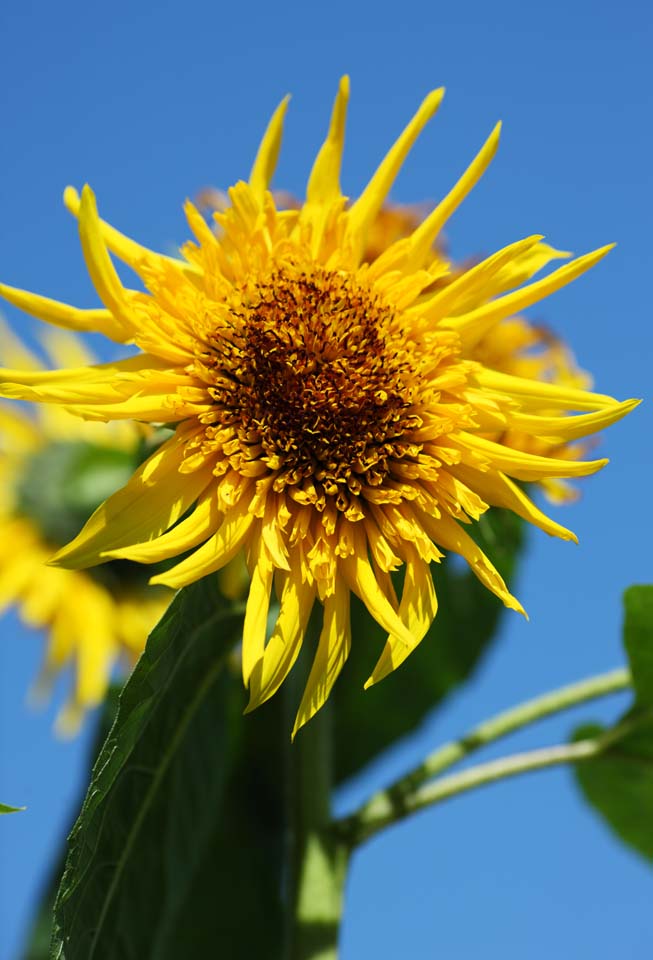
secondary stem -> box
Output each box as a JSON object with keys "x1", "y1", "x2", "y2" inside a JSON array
[
  {"x1": 337, "y1": 666, "x2": 631, "y2": 846},
  {"x1": 344, "y1": 709, "x2": 649, "y2": 841}
]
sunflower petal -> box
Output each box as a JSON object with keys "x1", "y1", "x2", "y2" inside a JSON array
[
  {"x1": 64, "y1": 185, "x2": 200, "y2": 281},
  {"x1": 450, "y1": 245, "x2": 615, "y2": 349},
  {"x1": 246, "y1": 569, "x2": 316, "y2": 712},
  {"x1": 0, "y1": 282, "x2": 129, "y2": 343},
  {"x1": 306, "y1": 75, "x2": 350, "y2": 207},
  {"x1": 419, "y1": 509, "x2": 525, "y2": 615},
  {"x1": 366, "y1": 554, "x2": 437, "y2": 687},
  {"x1": 346, "y1": 88, "x2": 445, "y2": 258},
  {"x1": 102, "y1": 489, "x2": 221, "y2": 563},
  {"x1": 249, "y1": 95, "x2": 291, "y2": 203},
  {"x1": 150, "y1": 497, "x2": 255, "y2": 589},
  {"x1": 242, "y1": 537, "x2": 276, "y2": 685},
  {"x1": 51, "y1": 431, "x2": 213, "y2": 568},
  {"x1": 292, "y1": 578, "x2": 351, "y2": 738},
  {"x1": 407, "y1": 122, "x2": 501, "y2": 268}
]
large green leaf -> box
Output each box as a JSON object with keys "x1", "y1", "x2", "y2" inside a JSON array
[
  {"x1": 154, "y1": 695, "x2": 285, "y2": 959},
  {"x1": 623, "y1": 585, "x2": 653, "y2": 705},
  {"x1": 574, "y1": 717, "x2": 653, "y2": 862},
  {"x1": 0, "y1": 801, "x2": 25, "y2": 814},
  {"x1": 333, "y1": 509, "x2": 525, "y2": 783},
  {"x1": 50, "y1": 576, "x2": 280, "y2": 960},
  {"x1": 573, "y1": 585, "x2": 653, "y2": 864}
]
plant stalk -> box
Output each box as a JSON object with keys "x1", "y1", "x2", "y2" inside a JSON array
[
  {"x1": 337, "y1": 666, "x2": 631, "y2": 846},
  {"x1": 285, "y1": 680, "x2": 349, "y2": 959}
]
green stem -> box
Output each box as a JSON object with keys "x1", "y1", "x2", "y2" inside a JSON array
[
  {"x1": 285, "y1": 687, "x2": 349, "y2": 960},
  {"x1": 338, "y1": 666, "x2": 631, "y2": 846}
]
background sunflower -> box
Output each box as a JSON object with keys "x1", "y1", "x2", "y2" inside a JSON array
[{"x1": 0, "y1": 324, "x2": 171, "y2": 733}]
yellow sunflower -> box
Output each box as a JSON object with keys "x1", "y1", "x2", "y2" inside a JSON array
[
  {"x1": 0, "y1": 78, "x2": 638, "y2": 735},
  {"x1": 0, "y1": 326, "x2": 171, "y2": 734},
  {"x1": 202, "y1": 190, "x2": 594, "y2": 505}
]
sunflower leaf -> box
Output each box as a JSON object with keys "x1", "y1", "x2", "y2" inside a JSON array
[
  {"x1": 0, "y1": 802, "x2": 25, "y2": 814},
  {"x1": 623, "y1": 585, "x2": 653, "y2": 705},
  {"x1": 50, "y1": 576, "x2": 283, "y2": 960},
  {"x1": 571, "y1": 585, "x2": 653, "y2": 865},
  {"x1": 334, "y1": 509, "x2": 525, "y2": 784},
  {"x1": 573, "y1": 715, "x2": 653, "y2": 863}
]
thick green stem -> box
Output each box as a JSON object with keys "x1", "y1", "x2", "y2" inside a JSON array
[
  {"x1": 337, "y1": 667, "x2": 631, "y2": 846},
  {"x1": 285, "y1": 693, "x2": 349, "y2": 960}
]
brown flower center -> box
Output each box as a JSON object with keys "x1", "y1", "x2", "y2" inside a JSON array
[{"x1": 195, "y1": 265, "x2": 424, "y2": 511}]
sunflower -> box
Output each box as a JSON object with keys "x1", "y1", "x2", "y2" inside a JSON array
[
  {"x1": 0, "y1": 78, "x2": 637, "y2": 735},
  {"x1": 202, "y1": 191, "x2": 593, "y2": 504},
  {"x1": 0, "y1": 326, "x2": 171, "y2": 734}
]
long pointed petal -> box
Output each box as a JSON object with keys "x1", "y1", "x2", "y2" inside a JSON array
[
  {"x1": 249, "y1": 95, "x2": 291, "y2": 203},
  {"x1": 407, "y1": 123, "x2": 501, "y2": 268},
  {"x1": 455, "y1": 432, "x2": 608, "y2": 480},
  {"x1": 52, "y1": 431, "x2": 213, "y2": 568},
  {"x1": 340, "y1": 532, "x2": 416, "y2": 647},
  {"x1": 0, "y1": 282, "x2": 129, "y2": 343},
  {"x1": 242, "y1": 539, "x2": 275, "y2": 685},
  {"x1": 366, "y1": 554, "x2": 437, "y2": 687},
  {"x1": 475, "y1": 368, "x2": 617, "y2": 411},
  {"x1": 245, "y1": 570, "x2": 315, "y2": 712},
  {"x1": 77, "y1": 186, "x2": 136, "y2": 334},
  {"x1": 292, "y1": 579, "x2": 351, "y2": 738},
  {"x1": 306, "y1": 76, "x2": 350, "y2": 207},
  {"x1": 415, "y1": 234, "x2": 543, "y2": 322},
  {"x1": 451, "y1": 463, "x2": 577, "y2": 541},
  {"x1": 449, "y1": 245, "x2": 615, "y2": 349},
  {"x1": 150, "y1": 498, "x2": 255, "y2": 589},
  {"x1": 507, "y1": 398, "x2": 640, "y2": 441},
  {"x1": 64, "y1": 186, "x2": 200, "y2": 280},
  {"x1": 419, "y1": 510, "x2": 525, "y2": 614},
  {"x1": 346, "y1": 88, "x2": 445, "y2": 259},
  {"x1": 102, "y1": 490, "x2": 221, "y2": 563}
]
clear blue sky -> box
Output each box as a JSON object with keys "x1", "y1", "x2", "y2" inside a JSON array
[{"x1": 1, "y1": 1, "x2": 652, "y2": 957}]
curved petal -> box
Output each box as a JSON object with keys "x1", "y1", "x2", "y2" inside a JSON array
[
  {"x1": 249, "y1": 95, "x2": 290, "y2": 203},
  {"x1": 407, "y1": 122, "x2": 501, "y2": 268},
  {"x1": 346, "y1": 88, "x2": 445, "y2": 260},
  {"x1": 102, "y1": 489, "x2": 221, "y2": 563},
  {"x1": 366, "y1": 552, "x2": 437, "y2": 687},
  {"x1": 150, "y1": 496, "x2": 255, "y2": 589},
  {"x1": 245, "y1": 568, "x2": 315, "y2": 712},
  {"x1": 292, "y1": 577, "x2": 351, "y2": 738},
  {"x1": 52, "y1": 429, "x2": 213, "y2": 568}
]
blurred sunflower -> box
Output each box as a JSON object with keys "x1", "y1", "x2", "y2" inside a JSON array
[
  {"x1": 0, "y1": 326, "x2": 171, "y2": 734},
  {"x1": 0, "y1": 78, "x2": 638, "y2": 734}
]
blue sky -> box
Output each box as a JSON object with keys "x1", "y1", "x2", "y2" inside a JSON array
[{"x1": 1, "y1": 0, "x2": 652, "y2": 957}]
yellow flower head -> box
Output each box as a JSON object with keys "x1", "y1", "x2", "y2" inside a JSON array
[
  {"x1": 0, "y1": 326, "x2": 171, "y2": 734},
  {"x1": 0, "y1": 78, "x2": 638, "y2": 735},
  {"x1": 201, "y1": 189, "x2": 595, "y2": 505}
]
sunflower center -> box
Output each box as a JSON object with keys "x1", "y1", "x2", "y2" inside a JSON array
[{"x1": 197, "y1": 265, "x2": 423, "y2": 510}]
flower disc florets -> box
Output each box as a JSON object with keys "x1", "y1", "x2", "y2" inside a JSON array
[{"x1": 193, "y1": 263, "x2": 449, "y2": 518}]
